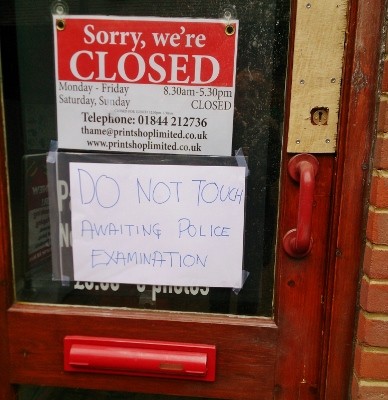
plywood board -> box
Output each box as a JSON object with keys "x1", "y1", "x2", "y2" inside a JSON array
[{"x1": 287, "y1": 0, "x2": 348, "y2": 153}]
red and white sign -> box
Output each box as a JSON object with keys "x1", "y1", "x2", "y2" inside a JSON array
[{"x1": 53, "y1": 16, "x2": 238, "y2": 155}]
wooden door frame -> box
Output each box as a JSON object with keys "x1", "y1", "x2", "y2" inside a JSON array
[
  {"x1": 320, "y1": 0, "x2": 386, "y2": 397},
  {"x1": 0, "y1": 0, "x2": 386, "y2": 399},
  {"x1": 275, "y1": 0, "x2": 387, "y2": 398}
]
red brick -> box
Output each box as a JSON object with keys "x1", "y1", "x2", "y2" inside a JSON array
[
  {"x1": 370, "y1": 172, "x2": 388, "y2": 208},
  {"x1": 377, "y1": 102, "x2": 388, "y2": 133},
  {"x1": 381, "y1": 61, "x2": 388, "y2": 93},
  {"x1": 360, "y1": 277, "x2": 388, "y2": 313},
  {"x1": 354, "y1": 344, "x2": 388, "y2": 380},
  {"x1": 363, "y1": 244, "x2": 388, "y2": 279},
  {"x1": 366, "y1": 208, "x2": 388, "y2": 245},
  {"x1": 357, "y1": 311, "x2": 388, "y2": 347},
  {"x1": 374, "y1": 134, "x2": 388, "y2": 169},
  {"x1": 352, "y1": 375, "x2": 388, "y2": 399}
]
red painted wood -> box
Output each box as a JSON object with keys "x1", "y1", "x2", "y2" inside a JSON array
[
  {"x1": 8, "y1": 304, "x2": 277, "y2": 400},
  {"x1": 0, "y1": 86, "x2": 17, "y2": 400},
  {"x1": 0, "y1": 1, "x2": 384, "y2": 399},
  {"x1": 273, "y1": 2, "x2": 336, "y2": 397},
  {"x1": 274, "y1": 155, "x2": 334, "y2": 399},
  {"x1": 321, "y1": 0, "x2": 386, "y2": 398}
]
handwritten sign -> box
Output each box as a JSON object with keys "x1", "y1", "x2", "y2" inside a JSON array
[
  {"x1": 69, "y1": 162, "x2": 245, "y2": 288},
  {"x1": 54, "y1": 16, "x2": 238, "y2": 156}
]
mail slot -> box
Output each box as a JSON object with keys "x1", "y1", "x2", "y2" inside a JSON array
[{"x1": 64, "y1": 336, "x2": 216, "y2": 381}]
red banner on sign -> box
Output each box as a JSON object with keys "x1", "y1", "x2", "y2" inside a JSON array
[{"x1": 56, "y1": 17, "x2": 237, "y2": 87}]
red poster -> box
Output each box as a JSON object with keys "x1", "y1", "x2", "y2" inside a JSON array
[{"x1": 54, "y1": 16, "x2": 238, "y2": 155}]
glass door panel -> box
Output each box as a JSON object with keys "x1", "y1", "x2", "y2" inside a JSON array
[{"x1": 0, "y1": 0, "x2": 289, "y2": 316}]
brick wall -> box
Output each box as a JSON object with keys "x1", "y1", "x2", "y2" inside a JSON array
[{"x1": 351, "y1": 50, "x2": 388, "y2": 397}]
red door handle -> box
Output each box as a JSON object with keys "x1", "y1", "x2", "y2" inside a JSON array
[{"x1": 283, "y1": 154, "x2": 319, "y2": 258}]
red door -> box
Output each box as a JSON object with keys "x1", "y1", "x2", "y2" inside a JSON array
[{"x1": 0, "y1": 0, "x2": 383, "y2": 399}]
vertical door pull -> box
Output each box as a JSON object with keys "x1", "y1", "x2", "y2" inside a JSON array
[{"x1": 283, "y1": 154, "x2": 319, "y2": 258}]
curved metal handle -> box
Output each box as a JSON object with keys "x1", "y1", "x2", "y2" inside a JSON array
[{"x1": 283, "y1": 154, "x2": 319, "y2": 258}]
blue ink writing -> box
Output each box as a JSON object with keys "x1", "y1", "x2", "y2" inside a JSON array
[
  {"x1": 136, "y1": 178, "x2": 182, "y2": 204},
  {"x1": 81, "y1": 220, "x2": 162, "y2": 239},
  {"x1": 77, "y1": 168, "x2": 120, "y2": 208},
  {"x1": 178, "y1": 217, "x2": 230, "y2": 238},
  {"x1": 191, "y1": 179, "x2": 244, "y2": 206},
  {"x1": 91, "y1": 249, "x2": 207, "y2": 269}
]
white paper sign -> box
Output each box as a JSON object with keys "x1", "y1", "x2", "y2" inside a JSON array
[
  {"x1": 54, "y1": 16, "x2": 239, "y2": 156},
  {"x1": 69, "y1": 162, "x2": 245, "y2": 288}
]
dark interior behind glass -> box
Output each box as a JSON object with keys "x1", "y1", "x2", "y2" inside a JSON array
[{"x1": 0, "y1": 0, "x2": 289, "y2": 316}]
